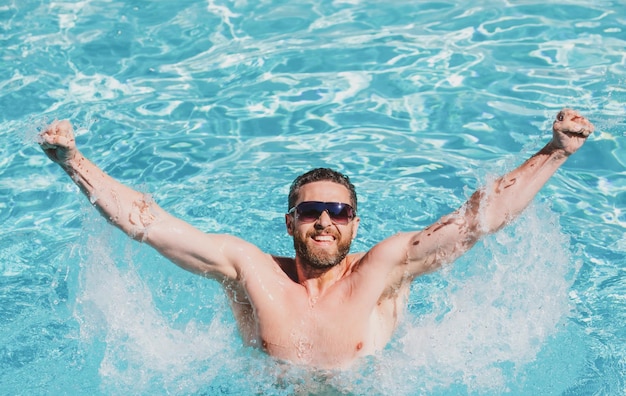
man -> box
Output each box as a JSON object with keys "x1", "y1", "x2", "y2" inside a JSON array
[{"x1": 38, "y1": 108, "x2": 593, "y2": 369}]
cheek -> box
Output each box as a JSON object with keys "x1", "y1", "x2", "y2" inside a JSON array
[
  {"x1": 342, "y1": 231, "x2": 355, "y2": 244},
  {"x1": 290, "y1": 224, "x2": 307, "y2": 239},
  {"x1": 297, "y1": 227, "x2": 313, "y2": 240},
  {"x1": 350, "y1": 220, "x2": 359, "y2": 238}
]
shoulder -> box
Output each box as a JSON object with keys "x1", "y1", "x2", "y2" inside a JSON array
[
  {"x1": 348, "y1": 233, "x2": 413, "y2": 277},
  {"x1": 350, "y1": 231, "x2": 431, "y2": 285},
  {"x1": 336, "y1": 242, "x2": 415, "y2": 305},
  {"x1": 356, "y1": 232, "x2": 417, "y2": 266}
]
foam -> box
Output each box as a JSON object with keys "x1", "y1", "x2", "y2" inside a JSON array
[
  {"x1": 393, "y1": 203, "x2": 576, "y2": 393},
  {"x1": 72, "y1": 199, "x2": 577, "y2": 394},
  {"x1": 74, "y1": 222, "x2": 241, "y2": 394}
]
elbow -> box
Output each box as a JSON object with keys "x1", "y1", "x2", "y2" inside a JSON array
[
  {"x1": 479, "y1": 207, "x2": 522, "y2": 235},
  {"x1": 466, "y1": 189, "x2": 522, "y2": 236},
  {"x1": 125, "y1": 194, "x2": 162, "y2": 242}
]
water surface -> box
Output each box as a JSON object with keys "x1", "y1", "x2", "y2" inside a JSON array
[{"x1": 1, "y1": 0, "x2": 625, "y2": 394}]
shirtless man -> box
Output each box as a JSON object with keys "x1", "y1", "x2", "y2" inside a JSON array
[{"x1": 38, "y1": 109, "x2": 593, "y2": 369}]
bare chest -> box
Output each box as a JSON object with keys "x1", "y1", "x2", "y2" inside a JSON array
[{"x1": 230, "y1": 283, "x2": 406, "y2": 368}]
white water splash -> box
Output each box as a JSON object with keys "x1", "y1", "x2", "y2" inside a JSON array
[
  {"x1": 74, "y1": 223, "x2": 243, "y2": 394},
  {"x1": 72, "y1": 200, "x2": 577, "y2": 395},
  {"x1": 391, "y1": 203, "x2": 577, "y2": 394}
]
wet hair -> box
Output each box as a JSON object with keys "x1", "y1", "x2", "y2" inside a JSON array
[{"x1": 288, "y1": 168, "x2": 357, "y2": 212}]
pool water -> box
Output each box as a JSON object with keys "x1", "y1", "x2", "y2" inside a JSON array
[{"x1": 1, "y1": 0, "x2": 625, "y2": 394}]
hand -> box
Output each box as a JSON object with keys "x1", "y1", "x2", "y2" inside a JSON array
[
  {"x1": 38, "y1": 120, "x2": 78, "y2": 165},
  {"x1": 551, "y1": 108, "x2": 594, "y2": 155}
]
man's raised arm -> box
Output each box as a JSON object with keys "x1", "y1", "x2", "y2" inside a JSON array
[
  {"x1": 373, "y1": 109, "x2": 594, "y2": 281},
  {"x1": 38, "y1": 120, "x2": 251, "y2": 281}
]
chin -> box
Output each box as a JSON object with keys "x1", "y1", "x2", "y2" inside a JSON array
[
  {"x1": 294, "y1": 236, "x2": 351, "y2": 270},
  {"x1": 305, "y1": 258, "x2": 341, "y2": 270},
  {"x1": 305, "y1": 248, "x2": 348, "y2": 269}
]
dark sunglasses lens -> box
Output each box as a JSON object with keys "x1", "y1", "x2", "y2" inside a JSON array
[
  {"x1": 298, "y1": 205, "x2": 324, "y2": 222},
  {"x1": 296, "y1": 202, "x2": 353, "y2": 224},
  {"x1": 326, "y1": 204, "x2": 352, "y2": 224}
]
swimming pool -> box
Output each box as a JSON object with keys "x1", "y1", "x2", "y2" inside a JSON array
[{"x1": 1, "y1": 0, "x2": 624, "y2": 394}]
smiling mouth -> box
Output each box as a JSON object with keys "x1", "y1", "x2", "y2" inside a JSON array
[{"x1": 312, "y1": 234, "x2": 335, "y2": 243}]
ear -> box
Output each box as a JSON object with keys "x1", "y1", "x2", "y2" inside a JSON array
[
  {"x1": 351, "y1": 216, "x2": 360, "y2": 240},
  {"x1": 285, "y1": 214, "x2": 295, "y2": 236}
]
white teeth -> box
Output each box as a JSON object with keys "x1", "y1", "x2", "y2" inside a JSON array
[{"x1": 313, "y1": 235, "x2": 334, "y2": 242}]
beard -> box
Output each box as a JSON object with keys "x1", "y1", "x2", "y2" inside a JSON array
[{"x1": 293, "y1": 231, "x2": 352, "y2": 270}]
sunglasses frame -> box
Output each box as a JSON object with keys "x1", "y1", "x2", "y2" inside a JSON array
[{"x1": 288, "y1": 201, "x2": 356, "y2": 225}]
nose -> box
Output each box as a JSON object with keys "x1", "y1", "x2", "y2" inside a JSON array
[{"x1": 315, "y1": 210, "x2": 333, "y2": 228}]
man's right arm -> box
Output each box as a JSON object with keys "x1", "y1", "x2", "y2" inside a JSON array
[{"x1": 39, "y1": 120, "x2": 255, "y2": 281}]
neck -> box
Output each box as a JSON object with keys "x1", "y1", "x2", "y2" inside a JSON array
[{"x1": 294, "y1": 257, "x2": 352, "y2": 297}]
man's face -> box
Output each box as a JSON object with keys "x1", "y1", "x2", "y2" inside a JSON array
[{"x1": 286, "y1": 181, "x2": 359, "y2": 269}]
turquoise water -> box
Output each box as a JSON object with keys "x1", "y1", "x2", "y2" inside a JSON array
[{"x1": 1, "y1": 0, "x2": 625, "y2": 394}]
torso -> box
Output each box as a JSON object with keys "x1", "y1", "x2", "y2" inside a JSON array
[{"x1": 223, "y1": 252, "x2": 410, "y2": 369}]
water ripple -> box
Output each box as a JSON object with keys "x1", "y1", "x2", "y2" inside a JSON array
[{"x1": 1, "y1": 0, "x2": 625, "y2": 394}]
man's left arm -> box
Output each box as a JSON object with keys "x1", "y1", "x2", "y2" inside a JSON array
[{"x1": 375, "y1": 108, "x2": 594, "y2": 280}]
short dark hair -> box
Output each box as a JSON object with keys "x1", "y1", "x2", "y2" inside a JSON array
[{"x1": 288, "y1": 168, "x2": 357, "y2": 212}]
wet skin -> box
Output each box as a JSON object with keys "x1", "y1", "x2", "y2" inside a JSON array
[{"x1": 38, "y1": 109, "x2": 593, "y2": 369}]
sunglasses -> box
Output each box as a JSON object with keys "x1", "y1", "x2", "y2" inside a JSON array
[{"x1": 288, "y1": 201, "x2": 356, "y2": 225}]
